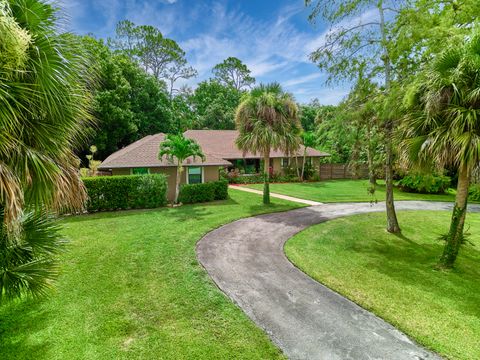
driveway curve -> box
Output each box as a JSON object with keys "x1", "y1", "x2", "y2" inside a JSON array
[{"x1": 197, "y1": 201, "x2": 480, "y2": 360}]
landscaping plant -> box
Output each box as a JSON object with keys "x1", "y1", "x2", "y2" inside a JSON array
[
  {"x1": 235, "y1": 83, "x2": 302, "y2": 204},
  {"x1": 0, "y1": 0, "x2": 93, "y2": 300},
  {"x1": 402, "y1": 30, "x2": 480, "y2": 268},
  {"x1": 158, "y1": 133, "x2": 205, "y2": 204}
]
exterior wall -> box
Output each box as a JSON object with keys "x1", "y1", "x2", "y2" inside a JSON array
[
  {"x1": 111, "y1": 168, "x2": 131, "y2": 176},
  {"x1": 110, "y1": 166, "x2": 220, "y2": 202},
  {"x1": 271, "y1": 158, "x2": 282, "y2": 174},
  {"x1": 276, "y1": 156, "x2": 321, "y2": 176},
  {"x1": 203, "y1": 166, "x2": 220, "y2": 182}
]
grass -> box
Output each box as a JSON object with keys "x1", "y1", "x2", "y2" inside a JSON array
[
  {"x1": 245, "y1": 179, "x2": 457, "y2": 202},
  {"x1": 0, "y1": 191, "x2": 303, "y2": 360},
  {"x1": 285, "y1": 211, "x2": 480, "y2": 360}
]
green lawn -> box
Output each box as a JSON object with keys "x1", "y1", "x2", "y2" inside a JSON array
[
  {"x1": 0, "y1": 191, "x2": 303, "y2": 360},
  {"x1": 286, "y1": 211, "x2": 480, "y2": 360},
  {"x1": 245, "y1": 179, "x2": 457, "y2": 202}
]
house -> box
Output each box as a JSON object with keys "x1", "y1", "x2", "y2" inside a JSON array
[{"x1": 98, "y1": 130, "x2": 329, "y2": 201}]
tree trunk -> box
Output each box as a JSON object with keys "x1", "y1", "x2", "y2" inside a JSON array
[
  {"x1": 366, "y1": 123, "x2": 377, "y2": 189},
  {"x1": 263, "y1": 149, "x2": 270, "y2": 204},
  {"x1": 174, "y1": 164, "x2": 183, "y2": 204},
  {"x1": 385, "y1": 121, "x2": 400, "y2": 233},
  {"x1": 439, "y1": 164, "x2": 470, "y2": 268},
  {"x1": 301, "y1": 148, "x2": 307, "y2": 181},
  {"x1": 295, "y1": 156, "x2": 300, "y2": 178},
  {"x1": 379, "y1": 2, "x2": 400, "y2": 233}
]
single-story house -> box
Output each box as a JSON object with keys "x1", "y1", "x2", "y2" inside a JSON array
[{"x1": 98, "y1": 130, "x2": 329, "y2": 201}]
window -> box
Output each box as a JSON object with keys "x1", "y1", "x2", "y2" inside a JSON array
[
  {"x1": 187, "y1": 167, "x2": 203, "y2": 184},
  {"x1": 132, "y1": 167, "x2": 149, "y2": 175},
  {"x1": 282, "y1": 158, "x2": 289, "y2": 168},
  {"x1": 306, "y1": 157, "x2": 312, "y2": 166}
]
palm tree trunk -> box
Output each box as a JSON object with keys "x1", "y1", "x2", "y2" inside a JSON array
[
  {"x1": 263, "y1": 149, "x2": 270, "y2": 204},
  {"x1": 301, "y1": 148, "x2": 307, "y2": 181},
  {"x1": 385, "y1": 121, "x2": 400, "y2": 233},
  {"x1": 295, "y1": 156, "x2": 300, "y2": 178},
  {"x1": 174, "y1": 164, "x2": 183, "y2": 204},
  {"x1": 439, "y1": 164, "x2": 470, "y2": 268}
]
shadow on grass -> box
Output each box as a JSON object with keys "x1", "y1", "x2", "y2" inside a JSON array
[
  {"x1": 0, "y1": 299, "x2": 52, "y2": 360},
  {"x1": 342, "y1": 232, "x2": 480, "y2": 318}
]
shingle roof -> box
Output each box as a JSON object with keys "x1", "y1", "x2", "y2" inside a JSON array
[
  {"x1": 184, "y1": 130, "x2": 330, "y2": 159},
  {"x1": 98, "y1": 133, "x2": 231, "y2": 169},
  {"x1": 98, "y1": 130, "x2": 329, "y2": 170}
]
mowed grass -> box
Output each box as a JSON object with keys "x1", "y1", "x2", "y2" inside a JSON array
[
  {"x1": 0, "y1": 191, "x2": 303, "y2": 360},
  {"x1": 285, "y1": 211, "x2": 480, "y2": 360},
  {"x1": 245, "y1": 179, "x2": 457, "y2": 202}
]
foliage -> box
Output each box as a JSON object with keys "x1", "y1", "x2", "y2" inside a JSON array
[
  {"x1": 158, "y1": 134, "x2": 205, "y2": 165},
  {"x1": 299, "y1": 99, "x2": 321, "y2": 132},
  {"x1": 468, "y1": 185, "x2": 480, "y2": 202},
  {"x1": 189, "y1": 80, "x2": 242, "y2": 130},
  {"x1": 401, "y1": 29, "x2": 480, "y2": 267},
  {"x1": 82, "y1": 174, "x2": 167, "y2": 212},
  {"x1": 398, "y1": 174, "x2": 451, "y2": 194},
  {"x1": 81, "y1": 36, "x2": 174, "y2": 160},
  {"x1": 178, "y1": 180, "x2": 229, "y2": 204},
  {"x1": 315, "y1": 104, "x2": 356, "y2": 163},
  {"x1": 0, "y1": 0, "x2": 94, "y2": 300},
  {"x1": 158, "y1": 133, "x2": 205, "y2": 204},
  {"x1": 113, "y1": 20, "x2": 193, "y2": 83},
  {"x1": 236, "y1": 83, "x2": 302, "y2": 204},
  {"x1": 212, "y1": 57, "x2": 255, "y2": 90},
  {"x1": 224, "y1": 172, "x2": 300, "y2": 184},
  {"x1": 305, "y1": 0, "x2": 405, "y2": 233},
  {"x1": 0, "y1": 210, "x2": 65, "y2": 302}
]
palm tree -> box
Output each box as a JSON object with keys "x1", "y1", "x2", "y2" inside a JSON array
[
  {"x1": 158, "y1": 134, "x2": 205, "y2": 204},
  {"x1": 236, "y1": 83, "x2": 302, "y2": 204},
  {"x1": 0, "y1": 0, "x2": 94, "y2": 300},
  {"x1": 401, "y1": 31, "x2": 480, "y2": 268},
  {"x1": 300, "y1": 132, "x2": 316, "y2": 181}
]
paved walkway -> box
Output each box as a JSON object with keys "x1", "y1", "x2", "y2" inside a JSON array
[
  {"x1": 229, "y1": 185, "x2": 323, "y2": 206},
  {"x1": 197, "y1": 201, "x2": 480, "y2": 360}
]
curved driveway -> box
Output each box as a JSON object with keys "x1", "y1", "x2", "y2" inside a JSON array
[{"x1": 197, "y1": 201, "x2": 480, "y2": 360}]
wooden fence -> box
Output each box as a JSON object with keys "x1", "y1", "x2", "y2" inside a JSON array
[{"x1": 319, "y1": 163, "x2": 369, "y2": 180}]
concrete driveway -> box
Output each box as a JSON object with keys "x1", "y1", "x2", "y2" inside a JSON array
[{"x1": 197, "y1": 201, "x2": 480, "y2": 360}]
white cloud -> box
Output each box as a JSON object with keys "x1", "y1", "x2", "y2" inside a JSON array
[{"x1": 283, "y1": 73, "x2": 322, "y2": 87}]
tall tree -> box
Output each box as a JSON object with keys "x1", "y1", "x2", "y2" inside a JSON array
[
  {"x1": 158, "y1": 134, "x2": 205, "y2": 204},
  {"x1": 401, "y1": 31, "x2": 480, "y2": 268},
  {"x1": 236, "y1": 83, "x2": 302, "y2": 204},
  {"x1": 213, "y1": 57, "x2": 255, "y2": 90},
  {"x1": 305, "y1": 0, "x2": 405, "y2": 233},
  {"x1": 189, "y1": 80, "x2": 242, "y2": 130},
  {"x1": 82, "y1": 36, "x2": 174, "y2": 160},
  {"x1": 113, "y1": 20, "x2": 196, "y2": 89},
  {"x1": 0, "y1": 0, "x2": 94, "y2": 300}
]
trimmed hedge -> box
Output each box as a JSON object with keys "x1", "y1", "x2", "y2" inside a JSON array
[
  {"x1": 178, "y1": 180, "x2": 229, "y2": 204},
  {"x1": 398, "y1": 174, "x2": 451, "y2": 194},
  {"x1": 225, "y1": 173, "x2": 301, "y2": 184},
  {"x1": 82, "y1": 174, "x2": 167, "y2": 212}
]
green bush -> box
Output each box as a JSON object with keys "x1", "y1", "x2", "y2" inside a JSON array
[
  {"x1": 82, "y1": 174, "x2": 167, "y2": 212},
  {"x1": 469, "y1": 184, "x2": 480, "y2": 201},
  {"x1": 398, "y1": 174, "x2": 451, "y2": 194},
  {"x1": 226, "y1": 173, "x2": 301, "y2": 184},
  {"x1": 178, "y1": 180, "x2": 229, "y2": 204}
]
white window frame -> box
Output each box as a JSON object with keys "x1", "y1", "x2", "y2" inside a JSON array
[{"x1": 186, "y1": 166, "x2": 204, "y2": 184}]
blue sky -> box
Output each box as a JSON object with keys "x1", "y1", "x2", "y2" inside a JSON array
[{"x1": 61, "y1": 0, "x2": 354, "y2": 104}]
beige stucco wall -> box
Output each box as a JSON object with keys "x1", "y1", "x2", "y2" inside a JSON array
[
  {"x1": 110, "y1": 166, "x2": 220, "y2": 202},
  {"x1": 271, "y1": 158, "x2": 282, "y2": 174},
  {"x1": 274, "y1": 156, "x2": 321, "y2": 176}
]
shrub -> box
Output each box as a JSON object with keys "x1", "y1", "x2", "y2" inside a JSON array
[
  {"x1": 82, "y1": 174, "x2": 167, "y2": 212},
  {"x1": 469, "y1": 184, "x2": 480, "y2": 201},
  {"x1": 226, "y1": 172, "x2": 301, "y2": 184},
  {"x1": 397, "y1": 174, "x2": 451, "y2": 194},
  {"x1": 178, "y1": 180, "x2": 229, "y2": 204}
]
